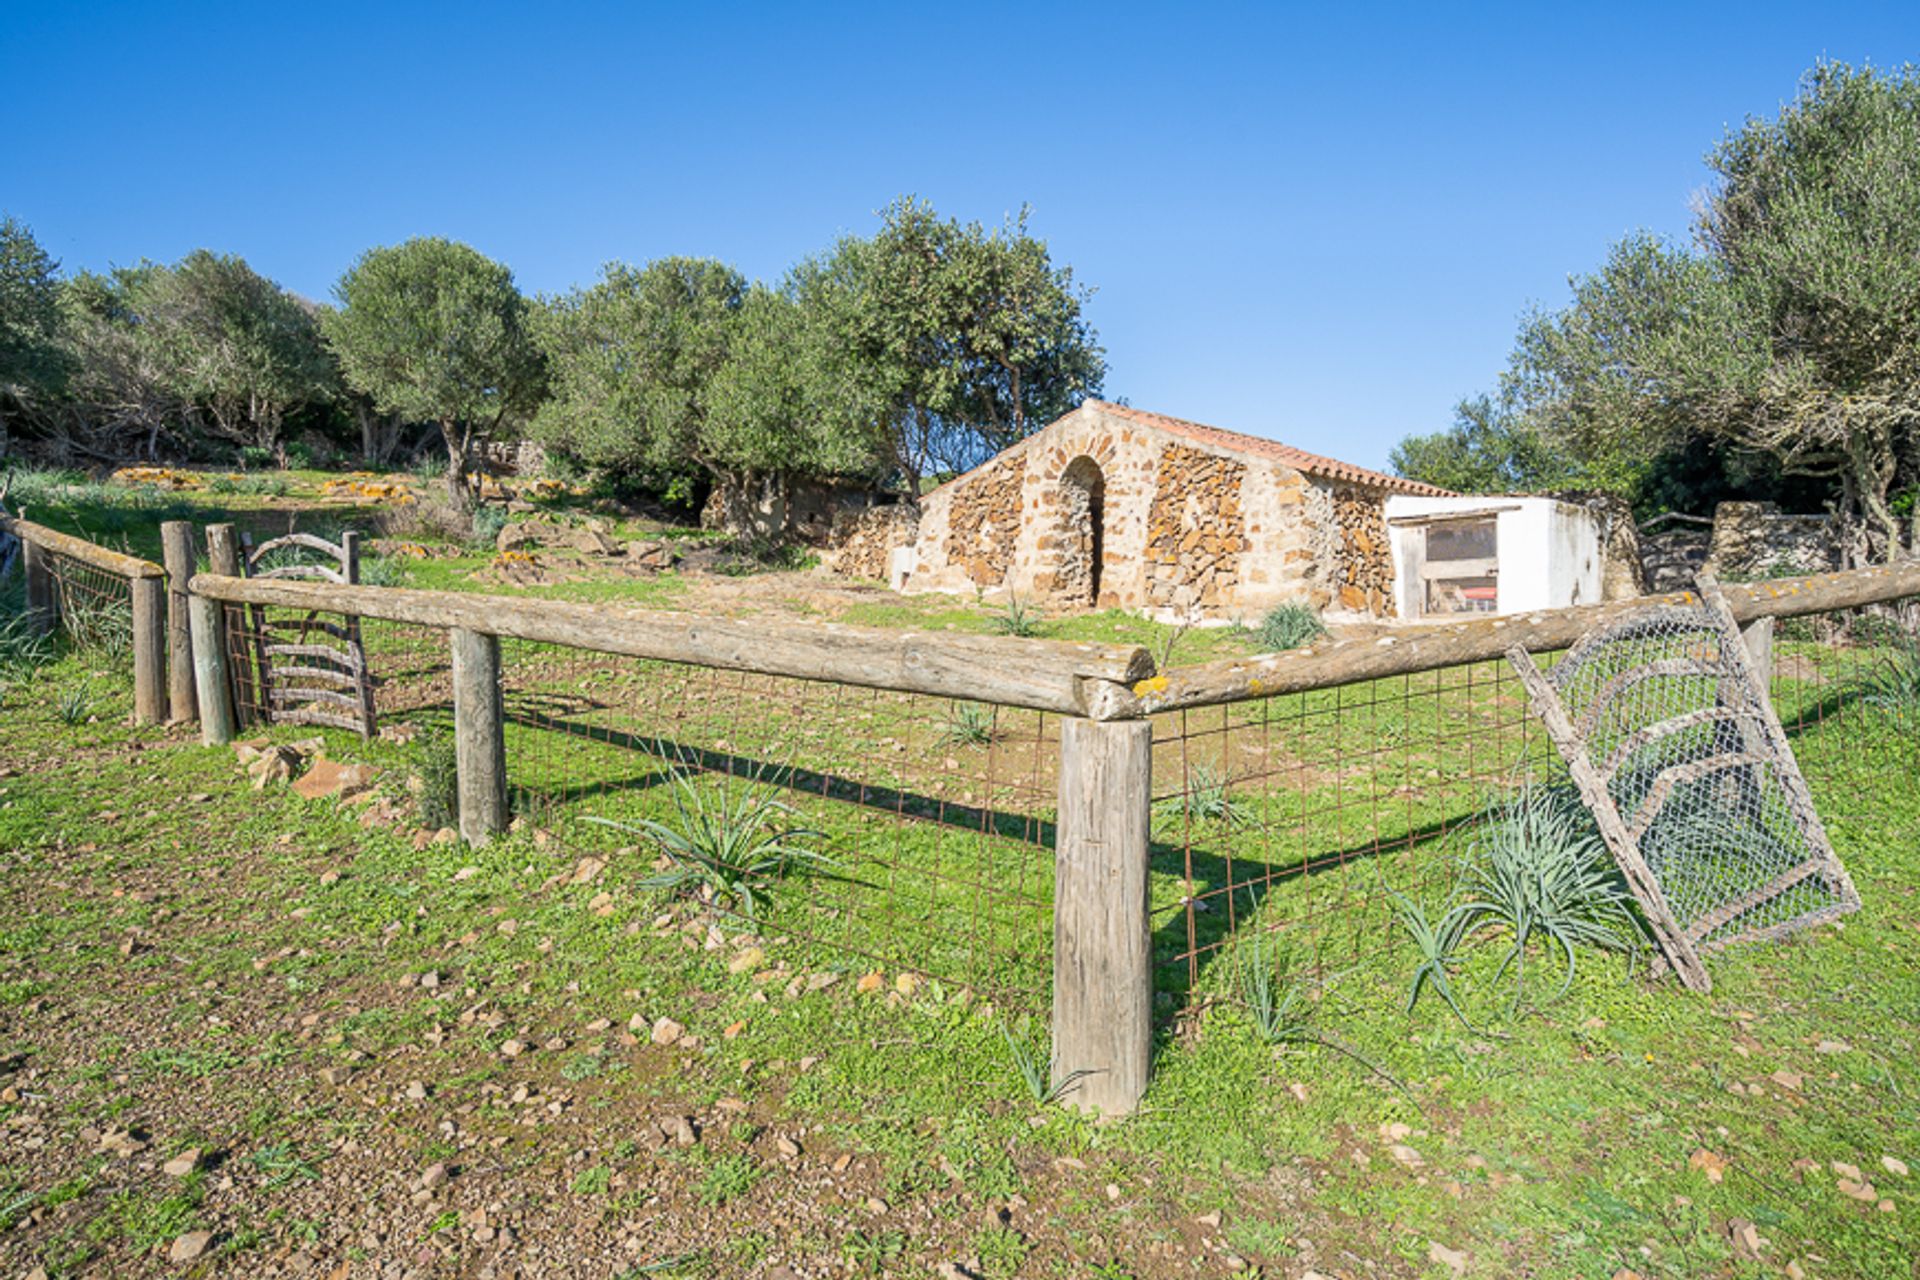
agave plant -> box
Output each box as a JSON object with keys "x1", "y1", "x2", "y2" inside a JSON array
[
  {"x1": 1387, "y1": 885, "x2": 1479, "y2": 1029},
  {"x1": 590, "y1": 752, "x2": 837, "y2": 923},
  {"x1": 1458, "y1": 785, "x2": 1645, "y2": 1009},
  {"x1": 937, "y1": 701, "x2": 1000, "y2": 748}
]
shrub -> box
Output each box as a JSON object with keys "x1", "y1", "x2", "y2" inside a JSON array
[
  {"x1": 467, "y1": 505, "x2": 510, "y2": 550},
  {"x1": 415, "y1": 729, "x2": 459, "y2": 832},
  {"x1": 1859, "y1": 637, "x2": 1920, "y2": 716},
  {"x1": 1253, "y1": 603, "x2": 1326, "y2": 652}
]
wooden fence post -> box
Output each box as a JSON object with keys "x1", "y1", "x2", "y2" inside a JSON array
[
  {"x1": 160, "y1": 521, "x2": 198, "y2": 723},
  {"x1": 188, "y1": 593, "x2": 236, "y2": 746},
  {"x1": 130, "y1": 574, "x2": 166, "y2": 725},
  {"x1": 204, "y1": 524, "x2": 256, "y2": 723},
  {"x1": 1052, "y1": 716, "x2": 1153, "y2": 1116},
  {"x1": 22, "y1": 537, "x2": 56, "y2": 637},
  {"x1": 451, "y1": 627, "x2": 508, "y2": 846},
  {"x1": 1741, "y1": 617, "x2": 1775, "y2": 691}
]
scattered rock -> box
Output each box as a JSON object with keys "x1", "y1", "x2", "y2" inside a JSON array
[
  {"x1": 418, "y1": 1163, "x2": 449, "y2": 1191},
  {"x1": 569, "y1": 857, "x2": 606, "y2": 885},
  {"x1": 1688, "y1": 1149, "x2": 1728, "y2": 1183},
  {"x1": 650, "y1": 1017, "x2": 684, "y2": 1047},
  {"x1": 775, "y1": 1135, "x2": 801, "y2": 1159},
  {"x1": 727, "y1": 947, "x2": 765, "y2": 975},
  {"x1": 170, "y1": 1231, "x2": 214, "y2": 1263},
  {"x1": 1882, "y1": 1155, "x2": 1909, "y2": 1178},
  {"x1": 162, "y1": 1148, "x2": 203, "y2": 1178},
  {"x1": 291, "y1": 758, "x2": 377, "y2": 801},
  {"x1": 856, "y1": 971, "x2": 885, "y2": 994},
  {"x1": 1427, "y1": 1241, "x2": 1469, "y2": 1275},
  {"x1": 1816, "y1": 1039, "x2": 1852, "y2": 1055}
]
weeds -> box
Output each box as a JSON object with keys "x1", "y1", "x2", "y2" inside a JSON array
[
  {"x1": 56, "y1": 688, "x2": 92, "y2": 725},
  {"x1": 694, "y1": 1153, "x2": 762, "y2": 1206},
  {"x1": 841, "y1": 1229, "x2": 906, "y2": 1275},
  {"x1": 989, "y1": 596, "x2": 1044, "y2": 637},
  {"x1": 1001, "y1": 1023, "x2": 1093, "y2": 1106},
  {"x1": 1154, "y1": 763, "x2": 1250, "y2": 831},
  {"x1": 415, "y1": 729, "x2": 460, "y2": 831},
  {"x1": 1251, "y1": 602, "x2": 1326, "y2": 652},
  {"x1": 590, "y1": 751, "x2": 839, "y2": 923},
  {"x1": 248, "y1": 1144, "x2": 320, "y2": 1189},
  {"x1": 972, "y1": 1224, "x2": 1031, "y2": 1278},
  {"x1": 1859, "y1": 638, "x2": 1920, "y2": 716},
  {"x1": 60, "y1": 594, "x2": 134, "y2": 658},
  {"x1": 937, "y1": 701, "x2": 999, "y2": 748},
  {"x1": 1234, "y1": 933, "x2": 1414, "y2": 1101}
]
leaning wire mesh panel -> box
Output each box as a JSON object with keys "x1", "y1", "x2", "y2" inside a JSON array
[{"x1": 494, "y1": 639, "x2": 1059, "y2": 1008}]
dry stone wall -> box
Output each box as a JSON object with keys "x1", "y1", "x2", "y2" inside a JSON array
[
  {"x1": 1331, "y1": 487, "x2": 1394, "y2": 615},
  {"x1": 941, "y1": 454, "x2": 1027, "y2": 587},
  {"x1": 826, "y1": 504, "x2": 920, "y2": 582},
  {"x1": 1144, "y1": 442, "x2": 1249, "y2": 612},
  {"x1": 1705, "y1": 502, "x2": 1837, "y2": 579}
]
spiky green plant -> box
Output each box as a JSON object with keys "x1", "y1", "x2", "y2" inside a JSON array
[
  {"x1": 60, "y1": 594, "x2": 133, "y2": 658},
  {"x1": 1859, "y1": 638, "x2": 1920, "y2": 716},
  {"x1": 1254, "y1": 603, "x2": 1327, "y2": 652},
  {"x1": 1001, "y1": 1023, "x2": 1093, "y2": 1106},
  {"x1": 1460, "y1": 785, "x2": 1645, "y2": 1009},
  {"x1": 1153, "y1": 763, "x2": 1251, "y2": 831},
  {"x1": 1387, "y1": 885, "x2": 1477, "y2": 1029},
  {"x1": 937, "y1": 701, "x2": 999, "y2": 748},
  {"x1": 1235, "y1": 932, "x2": 1412, "y2": 1098},
  {"x1": 989, "y1": 596, "x2": 1044, "y2": 638},
  {"x1": 589, "y1": 752, "x2": 837, "y2": 923},
  {"x1": 55, "y1": 688, "x2": 92, "y2": 725}
]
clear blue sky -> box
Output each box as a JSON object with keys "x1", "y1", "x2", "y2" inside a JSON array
[{"x1": 4, "y1": 2, "x2": 1915, "y2": 469}]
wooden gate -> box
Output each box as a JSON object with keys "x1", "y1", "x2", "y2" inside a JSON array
[{"x1": 239, "y1": 530, "x2": 378, "y2": 738}]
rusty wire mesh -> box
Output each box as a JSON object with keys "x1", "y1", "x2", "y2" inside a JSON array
[
  {"x1": 43, "y1": 551, "x2": 137, "y2": 659},
  {"x1": 212, "y1": 590, "x2": 1919, "y2": 1017}
]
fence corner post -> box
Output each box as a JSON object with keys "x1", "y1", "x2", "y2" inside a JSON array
[
  {"x1": 160, "y1": 520, "x2": 198, "y2": 724},
  {"x1": 130, "y1": 572, "x2": 166, "y2": 725},
  {"x1": 188, "y1": 591, "x2": 236, "y2": 746},
  {"x1": 451, "y1": 627, "x2": 508, "y2": 847},
  {"x1": 21, "y1": 537, "x2": 56, "y2": 637},
  {"x1": 1053, "y1": 715, "x2": 1153, "y2": 1117}
]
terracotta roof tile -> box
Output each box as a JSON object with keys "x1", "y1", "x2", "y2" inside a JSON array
[{"x1": 1087, "y1": 401, "x2": 1454, "y2": 497}]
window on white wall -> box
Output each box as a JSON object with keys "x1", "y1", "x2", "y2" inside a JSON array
[{"x1": 1421, "y1": 517, "x2": 1497, "y2": 616}]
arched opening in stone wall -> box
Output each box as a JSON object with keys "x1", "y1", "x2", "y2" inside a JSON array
[{"x1": 1053, "y1": 455, "x2": 1106, "y2": 608}]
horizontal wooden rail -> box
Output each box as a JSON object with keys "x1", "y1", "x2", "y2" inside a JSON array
[
  {"x1": 1, "y1": 515, "x2": 165, "y2": 580},
  {"x1": 1139, "y1": 561, "x2": 1920, "y2": 714},
  {"x1": 187, "y1": 573, "x2": 1154, "y2": 718}
]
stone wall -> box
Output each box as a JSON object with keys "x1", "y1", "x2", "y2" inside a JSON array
[
  {"x1": 1330, "y1": 487, "x2": 1394, "y2": 616},
  {"x1": 1143, "y1": 442, "x2": 1249, "y2": 612},
  {"x1": 825, "y1": 503, "x2": 920, "y2": 582},
  {"x1": 940, "y1": 454, "x2": 1027, "y2": 587},
  {"x1": 1704, "y1": 501, "x2": 1837, "y2": 579}
]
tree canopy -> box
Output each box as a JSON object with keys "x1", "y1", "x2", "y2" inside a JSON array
[
  {"x1": 1392, "y1": 62, "x2": 1920, "y2": 562},
  {"x1": 0, "y1": 217, "x2": 67, "y2": 437},
  {"x1": 324, "y1": 238, "x2": 544, "y2": 508}
]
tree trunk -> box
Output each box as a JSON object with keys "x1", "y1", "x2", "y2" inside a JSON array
[{"x1": 442, "y1": 421, "x2": 472, "y2": 512}]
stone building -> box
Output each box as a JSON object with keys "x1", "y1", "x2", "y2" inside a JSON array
[{"x1": 861, "y1": 400, "x2": 1450, "y2": 620}]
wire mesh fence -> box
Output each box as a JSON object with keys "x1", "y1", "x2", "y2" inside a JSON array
[{"x1": 210, "y1": 587, "x2": 1920, "y2": 1022}]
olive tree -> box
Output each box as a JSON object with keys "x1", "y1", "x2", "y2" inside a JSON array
[
  {"x1": 324, "y1": 238, "x2": 543, "y2": 509},
  {"x1": 0, "y1": 217, "x2": 69, "y2": 448}
]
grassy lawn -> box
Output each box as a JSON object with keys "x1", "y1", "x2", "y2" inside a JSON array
[{"x1": 2, "y1": 470, "x2": 1917, "y2": 1277}]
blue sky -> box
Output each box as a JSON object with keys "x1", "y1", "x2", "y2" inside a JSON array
[{"x1": 4, "y1": 2, "x2": 1915, "y2": 469}]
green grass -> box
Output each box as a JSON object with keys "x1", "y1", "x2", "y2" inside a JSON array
[{"x1": 3, "y1": 473, "x2": 1918, "y2": 1274}]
